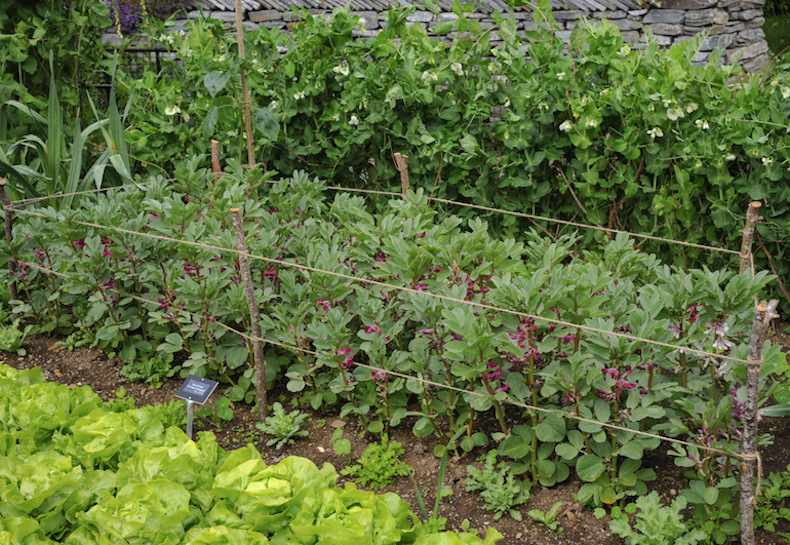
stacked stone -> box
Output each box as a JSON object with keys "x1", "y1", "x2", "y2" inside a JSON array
[{"x1": 106, "y1": 0, "x2": 771, "y2": 72}]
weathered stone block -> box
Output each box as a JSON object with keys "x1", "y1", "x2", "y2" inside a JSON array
[
  {"x1": 685, "y1": 8, "x2": 728, "y2": 25},
  {"x1": 664, "y1": 0, "x2": 717, "y2": 8},
  {"x1": 355, "y1": 11, "x2": 379, "y2": 29},
  {"x1": 554, "y1": 11, "x2": 581, "y2": 20},
  {"x1": 407, "y1": 11, "x2": 435, "y2": 22},
  {"x1": 249, "y1": 10, "x2": 281, "y2": 22},
  {"x1": 746, "y1": 16, "x2": 765, "y2": 28},
  {"x1": 207, "y1": 11, "x2": 237, "y2": 22},
  {"x1": 592, "y1": 10, "x2": 627, "y2": 18},
  {"x1": 610, "y1": 18, "x2": 642, "y2": 30},
  {"x1": 642, "y1": 9, "x2": 685, "y2": 24},
  {"x1": 738, "y1": 9, "x2": 762, "y2": 20},
  {"x1": 717, "y1": 0, "x2": 740, "y2": 7},
  {"x1": 726, "y1": 40, "x2": 768, "y2": 63},
  {"x1": 621, "y1": 30, "x2": 640, "y2": 42},
  {"x1": 649, "y1": 23, "x2": 683, "y2": 35},
  {"x1": 737, "y1": 28, "x2": 765, "y2": 44},
  {"x1": 683, "y1": 25, "x2": 705, "y2": 34},
  {"x1": 699, "y1": 33, "x2": 734, "y2": 50},
  {"x1": 742, "y1": 53, "x2": 769, "y2": 73},
  {"x1": 720, "y1": 21, "x2": 745, "y2": 33},
  {"x1": 556, "y1": 30, "x2": 573, "y2": 43},
  {"x1": 438, "y1": 13, "x2": 459, "y2": 24},
  {"x1": 261, "y1": 21, "x2": 285, "y2": 29},
  {"x1": 691, "y1": 50, "x2": 710, "y2": 63},
  {"x1": 628, "y1": 8, "x2": 648, "y2": 16},
  {"x1": 522, "y1": 21, "x2": 552, "y2": 31},
  {"x1": 646, "y1": 34, "x2": 673, "y2": 46}
]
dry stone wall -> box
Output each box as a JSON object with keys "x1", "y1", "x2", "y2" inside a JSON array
[{"x1": 109, "y1": 0, "x2": 771, "y2": 72}]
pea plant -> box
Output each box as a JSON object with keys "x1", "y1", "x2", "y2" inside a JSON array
[{"x1": 114, "y1": 0, "x2": 790, "y2": 314}]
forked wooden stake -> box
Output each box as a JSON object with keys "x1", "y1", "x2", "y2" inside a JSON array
[
  {"x1": 394, "y1": 153, "x2": 409, "y2": 195},
  {"x1": 740, "y1": 299, "x2": 779, "y2": 545},
  {"x1": 739, "y1": 201, "x2": 762, "y2": 276},
  {"x1": 0, "y1": 178, "x2": 19, "y2": 318},
  {"x1": 230, "y1": 208, "x2": 267, "y2": 419}
]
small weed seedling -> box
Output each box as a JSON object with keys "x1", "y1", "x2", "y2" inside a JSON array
[
  {"x1": 341, "y1": 434, "x2": 412, "y2": 490},
  {"x1": 150, "y1": 398, "x2": 187, "y2": 429},
  {"x1": 755, "y1": 464, "x2": 790, "y2": 532},
  {"x1": 198, "y1": 397, "x2": 234, "y2": 431},
  {"x1": 106, "y1": 386, "x2": 136, "y2": 413},
  {"x1": 528, "y1": 502, "x2": 565, "y2": 538},
  {"x1": 256, "y1": 402, "x2": 309, "y2": 449},
  {"x1": 465, "y1": 449, "x2": 530, "y2": 521},
  {"x1": 330, "y1": 428, "x2": 351, "y2": 457},
  {"x1": 609, "y1": 491, "x2": 707, "y2": 545},
  {"x1": 121, "y1": 352, "x2": 177, "y2": 389}
]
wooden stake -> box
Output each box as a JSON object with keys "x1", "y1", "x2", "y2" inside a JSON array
[
  {"x1": 394, "y1": 153, "x2": 409, "y2": 195},
  {"x1": 0, "y1": 178, "x2": 19, "y2": 318},
  {"x1": 230, "y1": 208, "x2": 267, "y2": 419},
  {"x1": 234, "y1": 0, "x2": 256, "y2": 169},
  {"x1": 211, "y1": 139, "x2": 221, "y2": 187},
  {"x1": 739, "y1": 201, "x2": 762, "y2": 275},
  {"x1": 740, "y1": 298, "x2": 779, "y2": 545}
]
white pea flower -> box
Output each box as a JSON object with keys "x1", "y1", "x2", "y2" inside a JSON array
[
  {"x1": 662, "y1": 98, "x2": 672, "y2": 108},
  {"x1": 332, "y1": 113, "x2": 340, "y2": 122},
  {"x1": 559, "y1": 120, "x2": 573, "y2": 133},
  {"x1": 585, "y1": 118, "x2": 598, "y2": 128},
  {"x1": 685, "y1": 102, "x2": 699, "y2": 113},
  {"x1": 177, "y1": 30, "x2": 186, "y2": 38},
  {"x1": 556, "y1": 72, "x2": 566, "y2": 81},
  {"x1": 580, "y1": 95, "x2": 592, "y2": 105},
  {"x1": 217, "y1": 54, "x2": 225, "y2": 62},
  {"x1": 293, "y1": 91, "x2": 305, "y2": 100},
  {"x1": 617, "y1": 45, "x2": 630, "y2": 57},
  {"x1": 537, "y1": 102, "x2": 549, "y2": 111},
  {"x1": 349, "y1": 115, "x2": 360, "y2": 126},
  {"x1": 269, "y1": 100, "x2": 279, "y2": 109},
  {"x1": 421, "y1": 71, "x2": 438, "y2": 84},
  {"x1": 450, "y1": 62, "x2": 463, "y2": 76},
  {"x1": 762, "y1": 157, "x2": 774, "y2": 166},
  {"x1": 667, "y1": 108, "x2": 685, "y2": 121},
  {"x1": 333, "y1": 65, "x2": 349, "y2": 76},
  {"x1": 695, "y1": 119, "x2": 709, "y2": 130},
  {"x1": 183, "y1": 48, "x2": 193, "y2": 58},
  {"x1": 164, "y1": 105, "x2": 181, "y2": 116},
  {"x1": 725, "y1": 154, "x2": 736, "y2": 161},
  {"x1": 782, "y1": 86, "x2": 790, "y2": 99},
  {"x1": 647, "y1": 127, "x2": 663, "y2": 139},
  {"x1": 503, "y1": 98, "x2": 511, "y2": 108}
]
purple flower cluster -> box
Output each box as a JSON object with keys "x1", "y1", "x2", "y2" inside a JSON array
[{"x1": 105, "y1": 0, "x2": 181, "y2": 35}]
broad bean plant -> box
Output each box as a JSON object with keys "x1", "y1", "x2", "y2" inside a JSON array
[{"x1": 6, "y1": 166, "x2": 787, "y2": 514}]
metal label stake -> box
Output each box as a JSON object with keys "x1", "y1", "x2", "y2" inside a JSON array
[{"x1": 175, "y1": 375, "x2": 220, "y2": 440}]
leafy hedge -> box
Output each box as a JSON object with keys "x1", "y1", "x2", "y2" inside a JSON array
[
  {"x1": 765, "y1": 0, "x2": 790, "y2": 16},
  {"x1": 113, "y1": 2, "x2": 790, "y2": 310},
  {"x1": 0, "y1": 363, "x2": 502, "y2": 545}
]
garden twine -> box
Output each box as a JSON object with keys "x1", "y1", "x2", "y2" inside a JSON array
[
  {"x1": 20, "y1": 259, "x2": 762, "y2": 471},
  {"x1": 7, "y1": 206, "x2": 757, "y2": 368}
]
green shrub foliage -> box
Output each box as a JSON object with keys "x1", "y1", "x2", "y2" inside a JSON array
[{"x1": 114, "y1": 2, "x2": 790, "y2": 306}]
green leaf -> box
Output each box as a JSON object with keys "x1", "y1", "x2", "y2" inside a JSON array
[
  {"x1": 618, "y1": 441, "x2": 643, "y2": 460},
  {"x1": 204, "y1": 71, "x2": 230, "y2": 97},
  {"x1": 253, "y1": 108, "x2": 280, "y2": 141},
  {"x1": 535, "y1": 415, "x2": 565, "y2": 442},
  {"x1": 576, "y1": 455, "x2": 606, "y2": 482}
]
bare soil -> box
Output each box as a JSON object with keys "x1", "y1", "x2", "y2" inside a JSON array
[{"x1": 3, "y1": 326, "x2": 790, "y2": 545}]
